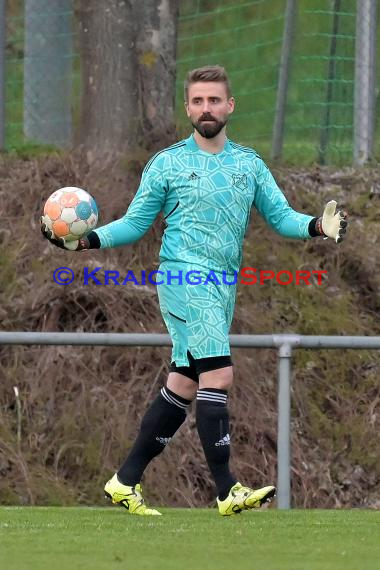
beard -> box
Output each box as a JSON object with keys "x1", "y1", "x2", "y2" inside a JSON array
[{"x1": 191, "y1": 113, "x2": 227, "y2": 139}]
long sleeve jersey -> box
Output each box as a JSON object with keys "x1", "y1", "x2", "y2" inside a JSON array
[{"x1": 95, "y1": 134, "x2": 314, "y2": 274}]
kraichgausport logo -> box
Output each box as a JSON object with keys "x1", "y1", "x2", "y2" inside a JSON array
[{"x1": 52, "y1": 267, "x2": 328, "y2": 286}]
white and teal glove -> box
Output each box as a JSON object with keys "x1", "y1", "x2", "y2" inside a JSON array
[{"x1": 316, "y1": 200, "x2": 348, "y2": 243}]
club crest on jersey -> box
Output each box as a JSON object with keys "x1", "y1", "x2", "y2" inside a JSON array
[{"x1": 232, "y1": 173, "x2": 248, "y2": 191}]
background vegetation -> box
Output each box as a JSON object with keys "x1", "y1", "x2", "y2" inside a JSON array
[
  {"x1": 4, "y1": 0, "x2": 380, "y2": 163},
  {"x1": 0, "y1": 152, "x2": 379, "y2": 508},
  {"x1": 0, "y1": 0, "x2": 379, "y2": 512}
]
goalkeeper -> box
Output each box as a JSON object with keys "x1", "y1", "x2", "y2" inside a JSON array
[{"x1": 42, "y1": 65, "x2": 348, "y2": 516}]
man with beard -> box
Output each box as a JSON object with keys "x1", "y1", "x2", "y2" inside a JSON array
[{"x1": 42, "y1": 66, "x2": 348, "y2": 516}]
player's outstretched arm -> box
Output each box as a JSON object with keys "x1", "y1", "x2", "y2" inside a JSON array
[
  {"x1": 253, "y1": 158, "x2": 349, "y2": 242},
  {"x1": 313, "y1": 200, "x2": 348, "y2": 243},
  {"x1": 40, "y1": 218, "x2": 100, "y2": 251}
]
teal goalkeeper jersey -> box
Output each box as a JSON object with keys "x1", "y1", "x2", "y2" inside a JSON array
[{"x1": 95, "y1": 134, "x2": 314, "y2": 274}]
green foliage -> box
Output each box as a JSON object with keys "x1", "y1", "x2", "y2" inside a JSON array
[
  {"x1": 176, "y1": 0, "x2": 380, "y2": 165},
  {"x1": 3, "y1": 143, "x2": 63, "y2": 159},
  {"x1": 5, "y1": 1, "x2": 380, "y2": 163}
]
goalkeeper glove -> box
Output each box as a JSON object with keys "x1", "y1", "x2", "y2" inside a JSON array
[
  {"x1": 40, "y1": 217, "x2": 100, "y2": 251},
  {"x1": 315, "y1": 200, "x2": 348, "y2": 243}
]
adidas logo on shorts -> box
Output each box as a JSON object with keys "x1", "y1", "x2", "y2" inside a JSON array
[{"x1": 215, "y1": 434, "x2": 231, "y2": 447}]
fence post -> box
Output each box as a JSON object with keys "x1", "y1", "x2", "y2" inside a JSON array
[
  {"x1": 354, "y1": 0, "x2": 377, "y2": 165},
  {"x1": 23, "y1": 0, "x2": 73, "y2": 148},
  {"x1": 271, "y1": 0, "x2": 297, "y2": 161},
  {"x1": 0, "y1": 0, "x2": 5, "y2": 149},
  {"x1": 318, "y1": 0, "x2": 341, "y2": 165},
  {"x1": 277, "y1": 342, "x2": 292, "y2": 509}
]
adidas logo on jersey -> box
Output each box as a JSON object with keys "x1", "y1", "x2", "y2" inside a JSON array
[
  {"x1": 156, "y1": 436, "x2": 172, "y2": 446},
  {"x1": 188, "y1": 171, "x2": 199, "y2": 181},
  {"x1": 215, "y1": 434, "x2": 231, "y2": 447}
]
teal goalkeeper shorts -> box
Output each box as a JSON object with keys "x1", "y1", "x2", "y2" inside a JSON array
[{"x1": 156, "y1": 261, "x2": 237, "y2": 367}]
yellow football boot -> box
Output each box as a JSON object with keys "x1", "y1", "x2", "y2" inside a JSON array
[
  {"x1": 104, "y1": 474, "x2": 162, "y2": 516},
  {"x1": 217, "y1": 482, "x2": 276, "y2": 516}
]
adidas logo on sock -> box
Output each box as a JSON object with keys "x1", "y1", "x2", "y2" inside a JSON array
[
  {"x1": 188, "y1": 171, "x2": 199, "y2": 181},
  {"x1": 156, "y1": 436, "x2": 172, "y2": 446},
  {"x1": 215, "y1": 434, "x2": 231, "y2": 447}
]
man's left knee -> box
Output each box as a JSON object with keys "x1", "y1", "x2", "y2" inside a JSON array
[{"x1": 196, "y1": 356, "x2": 233, "y2": 391}]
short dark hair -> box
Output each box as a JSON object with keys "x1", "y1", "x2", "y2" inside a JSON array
[{"x1": 184, "y1": 65, "x2": 232, "y2": 102}]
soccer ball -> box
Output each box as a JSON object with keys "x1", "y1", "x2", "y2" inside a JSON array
[{"x1": 42, "y1": 187, "x2": 98, "y2": 243}]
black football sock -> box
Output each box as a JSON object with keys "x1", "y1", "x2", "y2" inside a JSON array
[
  {"x1": 196, "y1": 388, "x2": 237, "y2": 500},
  {"x1": 117, "y1": 386, "x2": 191, "y2": 486}
]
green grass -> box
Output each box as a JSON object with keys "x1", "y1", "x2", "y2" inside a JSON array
[{"x1": 1, "y1": 507, "x2": 379, "y2": 570}]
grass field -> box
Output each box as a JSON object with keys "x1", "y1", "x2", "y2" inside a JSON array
[{"x1": 1, "y1": 507, "x2": 379, "y2": 570}]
